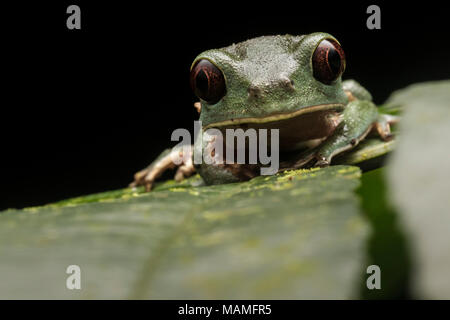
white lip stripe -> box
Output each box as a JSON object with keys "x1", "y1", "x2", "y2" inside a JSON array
[{"x1": 204, "y1": 103, "x2": 345, "y2": 129}]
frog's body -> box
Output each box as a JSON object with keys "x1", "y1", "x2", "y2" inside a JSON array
[{"x1": 131, "y1": 33, "x2": 396, "y2": 190}]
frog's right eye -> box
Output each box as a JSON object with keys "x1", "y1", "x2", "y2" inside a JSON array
[{"x1": 190, "y1": 59, "x2": 226, "y2": 104}]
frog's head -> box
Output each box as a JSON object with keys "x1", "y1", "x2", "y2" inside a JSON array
[{"x1": 190, "y1": 32, "x2": 349, "y2": 129}]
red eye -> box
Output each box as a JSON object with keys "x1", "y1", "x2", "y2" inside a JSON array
[
  {"x1": 312, "y1": 39, "x2": 346, "y2": 85},
  {"x1": 190, "y1": 59, "x2": 226, "y2": 104}
]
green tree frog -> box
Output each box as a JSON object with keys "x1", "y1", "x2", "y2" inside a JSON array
[{"x1": 131, "y1": 32, "x2": 397, "y2": 191}]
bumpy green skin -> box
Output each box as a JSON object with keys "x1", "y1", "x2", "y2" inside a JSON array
[{"x1": 189, "y1": 33, "x2": 382, "y2": 185}]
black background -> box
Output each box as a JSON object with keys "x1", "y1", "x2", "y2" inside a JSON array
[
  {"x1": 2, "y1": 1, "x2": 449, "y2": 210},
  {"x1": 0, "y1": 300, "x2": 443, "y2": 318}
]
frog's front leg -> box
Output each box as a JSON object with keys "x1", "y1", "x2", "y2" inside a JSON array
[
  {"x1": 289, "y1": 100, "x2": 392, "y2": 169},
  {"x1": 129, "y1": 146, "x2": 195, "y2": 191},
  {"x1": 313, "y1": 100, "x2": 379, "y2": 166}
]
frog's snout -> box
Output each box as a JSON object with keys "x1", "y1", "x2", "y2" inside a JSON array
[{"x1": 247, "y1": 76, "x2": 295, "y2": 101}]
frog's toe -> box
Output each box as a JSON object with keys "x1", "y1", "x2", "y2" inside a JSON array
[
  {"x1": 314, "y1": 156, "x2": 330, "y2": 168},
  {"x1": 174, "y1": 160, "x2": 195, "y2": 182},
  {"x1": 375, "y1": 114, "x2": 399, "y2": 141},
  {"x1": 374, "y1": 120, "x2": 394, "y2": 141},
  {"x1": 143, "y1": 180, "x2": 154, "y2": 192},
  {"x1": 382, "y1": 132, "x2": 395, "y2": 141},
  {"x1": 314, "y1": 152, "x2": 331, "y2": 168},
  {"x1": 129, "y1": 168, "x2": 149, "y2": 188},
  {"x1": 129, "y1": 168, "x2": 154, "y2": 191}
]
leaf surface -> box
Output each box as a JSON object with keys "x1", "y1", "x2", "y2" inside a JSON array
[{"x1": 0, "y1": 166, "x2": 368, "y2": 299}]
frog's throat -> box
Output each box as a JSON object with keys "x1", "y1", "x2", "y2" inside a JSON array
[{"x1": 203, "y1": 103, "x2": 345, "y2": 129}]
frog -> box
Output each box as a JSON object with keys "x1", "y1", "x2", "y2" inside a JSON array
[{"x1": 130, "y1": 32, "x2": 397, "y2": 191}]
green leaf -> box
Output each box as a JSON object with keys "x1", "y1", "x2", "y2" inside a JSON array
[
  {"x1": 0, "y1": 166, "x2": 368, "y2": 299},
  {"x1": 335, "y1": 138, "x2": 395, "y2": 169},
  {"x1": 385, "y1": 80, "x2": 450, "y2": 298}
]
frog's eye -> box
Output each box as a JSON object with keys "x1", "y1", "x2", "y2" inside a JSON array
[
  {"x1": 190, "y1": 59, "x2": 226, "y2": 104},
  {"x1": 312, "y1": 39, "x2": 346, "y2": 85}
]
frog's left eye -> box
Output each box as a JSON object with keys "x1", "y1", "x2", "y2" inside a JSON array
[
  {"x1": 312, "y1": 39, "x2": 346, "y2": 85},
  {"x1": 190, "y1": 59, "x2": 226, "y2": 104}
]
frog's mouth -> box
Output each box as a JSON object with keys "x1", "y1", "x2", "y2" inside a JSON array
[
  {"x1": 204, "y1": 103, "x2": 344, "y2": 151},
  {"x1": 203, "y1": 103, "x2": 344, "y2": 129}
]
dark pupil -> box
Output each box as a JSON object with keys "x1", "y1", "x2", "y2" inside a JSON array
[
  {"x1": 328, "y1": 47, "x2": 341, "y2": 75},
  {"x1": 195, "y1": 69, "x2": 209, "y2": 96}
]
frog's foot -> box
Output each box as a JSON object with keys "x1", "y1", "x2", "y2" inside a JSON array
[{"x1": 129, "y1": 146, "x2": 195, "y2": 192}]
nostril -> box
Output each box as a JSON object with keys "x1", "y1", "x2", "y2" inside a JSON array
[
  {"x1": 281, "y1": 76, "x2": 295, "y2": 91},
  {"x1": 248, "y1": 86, "x2": 262, "y2": 99}
]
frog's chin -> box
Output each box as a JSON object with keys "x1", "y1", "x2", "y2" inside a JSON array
[{"x1": 203, "y1": 103, "x2": 344, "y2": 129}]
